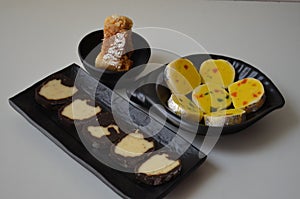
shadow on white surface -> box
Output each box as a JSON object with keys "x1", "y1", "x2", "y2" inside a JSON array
[
  {"x1": 165, "y1": 160, "x2": 218, "y2": 199},
  {"x1": 213, "y1": 102, "x2": 296, "y2": 153}
]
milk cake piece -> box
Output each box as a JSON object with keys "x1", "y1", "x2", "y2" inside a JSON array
[
  {"x1": 200, "y1": 59, "x2": 235, "y2": 88},
  {"x1": 110, "y1": 130, "x2": 155, "y2": 169},
  {"x1": 136, "y1": 152, "x2": 182, "y2": 186},
  {"x1": 35, "y1": 74, "x2": 78, "y2": 109},
  {"x1": 164, "y1": 58, "x2": 201, "y2": 95},
  {"x1": 95, "y1": 15, "x2": 134, "y2": 71},
  {"x1": 228, "y1": 78, "x2": 265, "y2": 112},
  {"x1": 167, "y1": 94, "x2": 203, "y2": 122},
  {"x1": 80, "y1": 112, "x2": 125, "y2": 149},
  {"x1": 58, "y1": 98, "x2": 102, "y2": 128},
  {"x1": 192, "y1": 84, "x2": 231, "y2": 113},
  {"x1": 204, "y1": 108, "x2": 246, "y2": 127}
]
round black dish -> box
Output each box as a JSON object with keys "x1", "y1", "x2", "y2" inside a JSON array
[{"x1": 78, "y1": 30, "x2": 151, "y2": 89}]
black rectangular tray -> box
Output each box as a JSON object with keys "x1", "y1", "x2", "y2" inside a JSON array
[{"x1": 9, "y1": 63, "x2": 206, "y2": 199}]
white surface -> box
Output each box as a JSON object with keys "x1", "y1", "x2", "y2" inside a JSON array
[{"x1": 1, "y1": 0, "x2": 300, "y2": 199}]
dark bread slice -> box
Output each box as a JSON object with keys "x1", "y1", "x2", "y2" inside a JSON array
[
  {"x1": 57, "y1": 95, "x2": 102, "y2": 129},
  {"x1": 35, "y1": 74, "x2": 78, "y2": 110},
  {"x1": 80, "y1": 112, "x2": 125, "y2": 149},
  {"x1": 110, "y1": 130, "x2": 155, "y2": 169},
  {"x1": 135, "y1": 151, "x2": 182, "y2": 186}
]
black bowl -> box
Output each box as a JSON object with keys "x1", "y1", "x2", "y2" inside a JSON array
[{"x1": 78, "y1": 30, "x2": 151, "y2": 89}]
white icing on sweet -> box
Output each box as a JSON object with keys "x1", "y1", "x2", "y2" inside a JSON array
[{"x1": 103, "y1": 32, "x2": 126, "y2": 67}]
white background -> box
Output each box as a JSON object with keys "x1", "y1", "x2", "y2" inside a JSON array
[{"x1": 1, "y1": 1, "x2": 300, "y2": 198}]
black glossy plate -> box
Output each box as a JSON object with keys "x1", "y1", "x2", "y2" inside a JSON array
[
  {"x1": 9, "y1": 63, "x2": 206, "y2": 199},
  {"x1": 127, "y1": 54, "x2": 285, "y2": 135}
]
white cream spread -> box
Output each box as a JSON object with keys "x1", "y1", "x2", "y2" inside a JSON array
[
  {"x1": 137, "y1": 153, "x2": 180, "y2": 176},
  {"x1": 114, "y1": 130, "x2": 154, "y2": 158},
  {"x1": 61, "y1": 99, "x2": 101, "y2": 120},
  {"x1": 39, "y1": 79, "x2": 78, "y2": 100},
  {"x1": 88, "y1": 124, "x2": 120, "y2": 138}
]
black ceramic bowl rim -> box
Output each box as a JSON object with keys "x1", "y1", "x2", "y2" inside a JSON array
[{"x1": 78, "y1": 30, "x2": 151, "y2": 77}]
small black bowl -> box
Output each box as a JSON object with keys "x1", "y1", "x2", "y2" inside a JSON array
[{"x1": 78, "y1": 30, "x2": 151, "y2": 89}]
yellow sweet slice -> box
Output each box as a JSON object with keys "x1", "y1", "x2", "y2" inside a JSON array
[
  {"x1": 204, "y1": 108, "x2": 246, "y2": 126},
  {"x1": 228, "y1": 78, "x2": 265, "y2": 112},
  {"x1": 167, "y1": 94, "x2": 203, "y2": 122},
  {"x1": 164, "y1": 58, "x2": 201, "y2": 95},
  {"x1": 200, "y1": 59, "x2": 235, "y2": 88},
  {"x1": 192, "y1": 84, "x2": 231, "y2": 113}
]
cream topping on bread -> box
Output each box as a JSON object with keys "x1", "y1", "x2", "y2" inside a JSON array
[
  {"x1": 88, "y1": 124, "x2": 120, "y2": 138},
  {"x1": 137, "y1": 153, "x2": 180, "y2": 176},
  {"x1": 39, "y1": 79, "x2": 78, "y2": 100},
  {"x1": 61, "y1": 99, "x2": 101, "y2": 120},
  {"x1": 114, "y1": 130, "x2": 154, "y2": 157}
]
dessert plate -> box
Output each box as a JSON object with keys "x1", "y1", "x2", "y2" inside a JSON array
[
  {"x1": 9, "y1": 64, "x2": 206, "y2": 199},
  {"x1": 127, "y1": 54, "x2": 285, "y2": 135}
]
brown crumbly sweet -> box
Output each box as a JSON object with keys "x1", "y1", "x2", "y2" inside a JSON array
[{"x1": 95, "y1": 15, "x2": 134, "y2": 71}]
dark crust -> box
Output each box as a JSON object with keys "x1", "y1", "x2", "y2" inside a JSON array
[
  {"x1": 57, "y1": 96, "x2": 102, "y2": 129},
  {"x1": 135, "y1": 152, "x2": 182, "y2": 186},
  {"x1": 79, "y1": 112, "x2": 126, "y2": 149},
  {"x1": 109, "y1": 131, "x2": 155, "y2": 170},
  {"x1": 245, "y1": 94, "x2": 266, "y2": 113},
  {"x1": 35, "y1": 74, "x2": 77, "y2": 110}
]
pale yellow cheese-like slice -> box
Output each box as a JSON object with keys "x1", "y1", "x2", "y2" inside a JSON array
[
  {"x1": 200, "y1": 59, "x2": 235, "y2": 88},
  {"x1": 192, "y1": 84, "x2": 231, "y2": 113},
  {"x1": 167, "y1": 94, "x2": 203, "y2": 122},
  {"x1": 137, "y1": 153, "x2": 180, "y2": 176},
  {"x1": 114, "y1": 130, "x2": 154, "y2": 158},
  {"x1": 61, "y1": 99, "x2": 101, "y2": 120},
  {"x1": 87, "y1": 124, "x2": 120, "y2": 139},
  {"x1": 204, "y1": 108, "x2": 246, "y2": 126},
  {"x1": 164, "y1": 58, "x2": 201, "y2": 95},
  {"x1": 39, "y1": 79, "x2": 78, "y2": 100},
  {"x1": 228, "y1": 78, "x2": 265, "y2": 112}
]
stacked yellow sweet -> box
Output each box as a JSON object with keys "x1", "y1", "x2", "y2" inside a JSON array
[{"x1": 164, "y1": 58, "x2": 265, "y2": 126}]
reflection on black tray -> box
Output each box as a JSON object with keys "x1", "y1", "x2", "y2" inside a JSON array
[
  {"x1": 127, "y1": 54, "x2": 285, "y2": 135},
  {"x1": 9, "y1": 63, "x2": 206, "y2": 199}
]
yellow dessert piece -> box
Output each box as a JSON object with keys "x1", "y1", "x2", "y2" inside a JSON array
[
  {"x1": 164, "y1": 58, "x2": 201, "y2": 95},
  {"x1": 200, "y1": 59, "x2": 235, "y2": 88},
  {"x1": 167, "y1": 94, "x2": 203, "y2": 122},
  {"x1": 204, "y1": 108, "x2": 246, "y2": 126},
  {"x1": 192, "y1": 84, "x2": 231, "y2": 113},
  {"x1": 228, "y1": 78, "x2": 265, "y2": 112}
]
